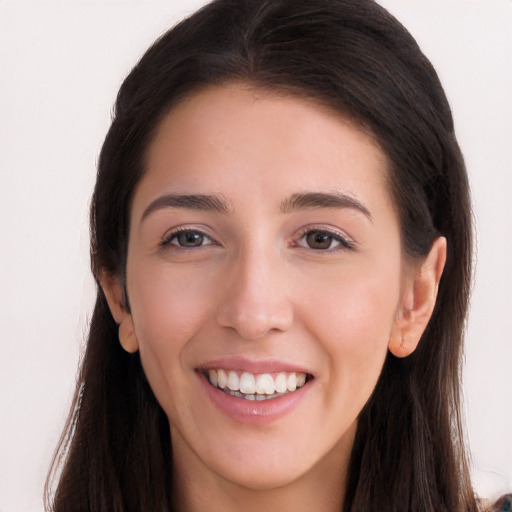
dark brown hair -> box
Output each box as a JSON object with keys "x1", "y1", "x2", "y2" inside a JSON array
[{"x1": 45, "y1": 1, "x2": 477, "y2": 510}]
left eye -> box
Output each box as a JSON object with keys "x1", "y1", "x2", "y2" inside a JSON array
[
  {"x1": 162, "y1": 230, "x2": 213, "y2": 248},
  {"x1": 299, "y1": 229, "x2": 351, "y2": 250}
]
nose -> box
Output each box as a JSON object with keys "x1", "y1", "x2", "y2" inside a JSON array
[{"x1": 215, "y1": 249, "x2": 294, "y2": 340}]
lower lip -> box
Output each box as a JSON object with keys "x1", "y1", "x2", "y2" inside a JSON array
[{"x1": 197, "y1": 372, "x2": 312, "y2": 425}]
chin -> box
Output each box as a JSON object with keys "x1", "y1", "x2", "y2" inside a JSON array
[{"x1": 211, "y1": 457, "x2": 312, "y2": 492}]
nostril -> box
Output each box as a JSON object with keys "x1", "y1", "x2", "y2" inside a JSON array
[{"x1": 216, "y1": 303, "x2": 294, "y2": 341}]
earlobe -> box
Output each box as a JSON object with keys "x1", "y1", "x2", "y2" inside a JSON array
[
  {"x1": 118, "y1": 315, "x2": 139, "y2": 354},
  {"x1": 100, "y1": 270, "x2": 139, "y2": 354},
  {"x1": 389, "y1": 237, "x2": 447, "y2": 358}
]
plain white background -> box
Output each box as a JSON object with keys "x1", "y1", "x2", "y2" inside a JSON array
[{"x1": 0, "y1": 1, "x2": 511, "y2": 510}]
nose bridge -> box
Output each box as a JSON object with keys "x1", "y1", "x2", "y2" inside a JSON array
[{"x1": 215, "y1": 240, "x2": 293, "y2": 340}]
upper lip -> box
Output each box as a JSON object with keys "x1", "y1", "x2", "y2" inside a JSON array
[{"x1": 196, "y1": 356, "x2": 314, "y2": 376}]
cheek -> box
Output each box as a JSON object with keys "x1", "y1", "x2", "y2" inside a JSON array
[
  {"x1": 298, "y1": 257, "x2": 400, "y2": 336},
  {"x1": 131, "y1": 262, "x2": 214, "y2": 344},
  {"x1": 295, "y1": 262, "x2": 400, "y2": 395},
  {"x1": 127, "y1": 263, "x2": 215, "y2": 405}
]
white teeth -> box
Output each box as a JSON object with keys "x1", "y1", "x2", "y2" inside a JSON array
[
  {"x1": 204, "y1": 368, "x2": 310, "y2": 400},
  {"x1": 256, "y1": 373, "x2": 275, "y2": 395},
  {"x1": 275, "y1": 372, "x2": 287, "y2": 393},
  {"x1": 286, "y1": 372, "x2": 297, "y2": 392},
  {"x1": 227, "y1": 370, "x2": 239, "y2": 391},
  {"x1": 217, "y1": 369, "x2": 227, "y2": 389},
  {"x1": 208, "y1": 369, "x2": 218, "y2": 387},
  {"x1": 239, "y1": 372, "x2": 256, "y2": 394}
]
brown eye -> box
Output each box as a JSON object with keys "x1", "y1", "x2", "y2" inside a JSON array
[
  {"x1": 298, "y1": 229, "x2": 353, "y2": 251},
  {"x1": 305, "y1": 231, "x2": 335, "y2": 249}
]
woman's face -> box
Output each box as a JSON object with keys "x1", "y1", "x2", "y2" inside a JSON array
[{"x1": 123, "y1": 84, "x2": 411, "y2": 492}]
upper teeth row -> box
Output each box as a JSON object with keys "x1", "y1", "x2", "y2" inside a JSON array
[{"x1": 207, "y1": 369, "x2": 307, "y2": 395}]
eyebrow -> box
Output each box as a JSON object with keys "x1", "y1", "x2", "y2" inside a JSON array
[
  {"x1": 141, "y1": 194, "x2": 232, "y2": 221},
  {"x1": 140, "y1": 190, "x2": 372, "y2": 222},
  {"x1": 279, "y1": 192, "x2": 373, "y2": 221}
]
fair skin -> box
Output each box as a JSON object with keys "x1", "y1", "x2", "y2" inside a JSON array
[{"x1": 102, "y1": 83, "x2": 446, "y2": 512}]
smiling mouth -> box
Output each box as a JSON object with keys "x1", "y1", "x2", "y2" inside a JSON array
[{"x1": 201, "y1": 369, "x2": 313, "y2": 401}]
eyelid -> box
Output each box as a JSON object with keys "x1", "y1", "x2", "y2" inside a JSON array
[
  {"x1": 158, "y1": 224, "x2": 355, "y2": 251},
  {"x1": 295, "y1": 225, "x2": 356, "y2": 251},
  {"x1": 160, "y1": 225, "x2": 217, "y2": 248}
]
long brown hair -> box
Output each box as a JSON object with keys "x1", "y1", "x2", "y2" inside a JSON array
[{"x1": 45, "y1": 1, "x2": 477, "y2": 510}]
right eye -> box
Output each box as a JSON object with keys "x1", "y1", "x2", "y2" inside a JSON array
[{"x1": 161, "y1": 229, "x2": 214, "y2": 249}]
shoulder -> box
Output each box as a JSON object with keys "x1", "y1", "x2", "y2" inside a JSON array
[{"x1": 485, "y1": 493, "x2": 512, "y2": 512}]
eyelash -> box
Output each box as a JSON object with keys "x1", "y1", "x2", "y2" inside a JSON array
[
  {"x1": 295, "y1": 227, "x2": 355, "y2": 252},
  {"x1": 159, "y1": 226, "x2": 355, "y2": 252},
  {"x1": 160, "y1": 227, "x2": 216, "y2": 250}
]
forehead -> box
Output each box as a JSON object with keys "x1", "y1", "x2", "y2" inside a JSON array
[{"x1": 135, "y1": 83, "x2": 391, "y2": 218}]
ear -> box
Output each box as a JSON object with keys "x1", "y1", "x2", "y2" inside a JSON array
[
  {"x1": 389, "y1": 237, "x2": 447, "y2": 358},
  {"x1": 100, "y1": 271, "x2": 139, "y2": 354}
]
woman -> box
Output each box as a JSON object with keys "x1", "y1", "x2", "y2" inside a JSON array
[{"x1": 45, "y1": 0, "x2": 483, "y2": 510}]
